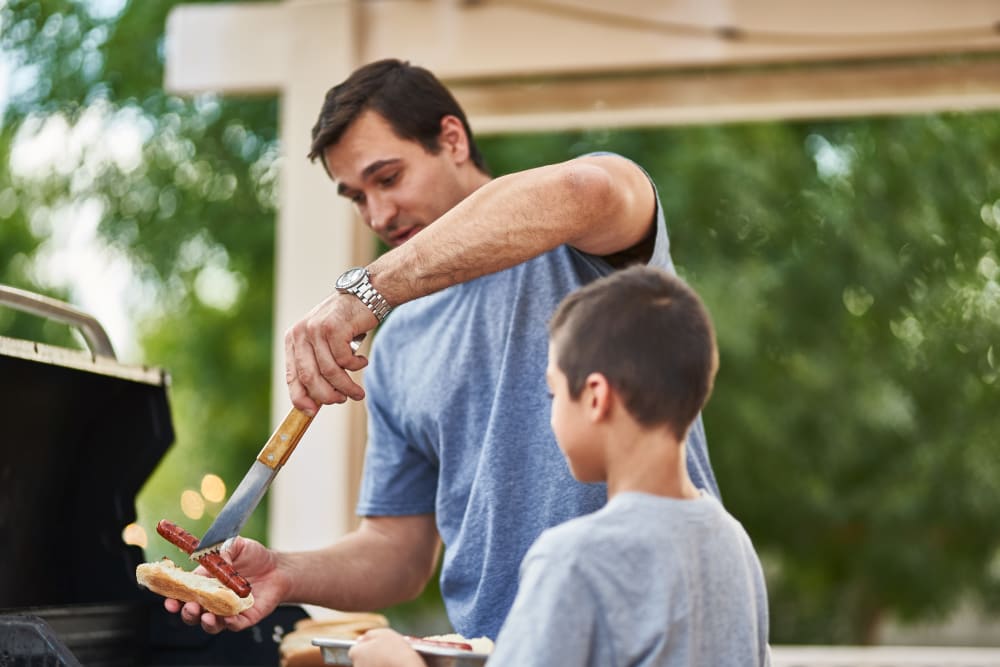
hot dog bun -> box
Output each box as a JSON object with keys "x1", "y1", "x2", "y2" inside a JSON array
[
  {"x1": 279, "y1": 612, "x2": 390, "y2": 667},
  {"x1": 136, "y1": 558, "x2": 254, "y2": 616}
]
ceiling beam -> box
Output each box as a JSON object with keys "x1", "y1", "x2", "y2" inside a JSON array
[
  {"x1": 450, "y1": 56, "x2": 1000, "y2": 133},
  {"x1": 360, "y1": 0, "x2": 1000, "y2": 79}
]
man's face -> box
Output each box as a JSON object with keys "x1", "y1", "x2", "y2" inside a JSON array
[{"x1": 322, "y1": 110, "x2": 472, "y2": 248}]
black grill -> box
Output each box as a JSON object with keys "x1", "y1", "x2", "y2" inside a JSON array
[{"x1": 0, "y1": 285, "x2": 307, "y2": 666}]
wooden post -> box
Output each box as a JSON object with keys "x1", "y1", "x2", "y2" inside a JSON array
[{"x1": 164, "y1": 0, "x2": 368, "y2": 554}]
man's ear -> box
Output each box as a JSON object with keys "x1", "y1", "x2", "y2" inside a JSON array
[
  {"x1": 584, "y1": 373, "x2": 612, "y2": 422},
  {"x1": 439, "y1": 114, "x2": 470, "y2": 164}
]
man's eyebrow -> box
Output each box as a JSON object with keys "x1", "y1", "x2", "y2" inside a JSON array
[
  {"x1": 337, "y1": 158, "x2": 402, "y2": 197},
  {"x1": 361, "y1": 158, "x2": 401, "y2": 181}
]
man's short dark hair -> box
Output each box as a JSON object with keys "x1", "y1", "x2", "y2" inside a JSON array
[
  {"x1": 308, "y1": 58, "x2": 488, "y2": 174},
  {"x1": 548, "y1": 265, "x2": 718, "y2": 441}
]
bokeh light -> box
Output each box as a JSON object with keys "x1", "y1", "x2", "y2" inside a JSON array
[
  {"x1": 122, "y1": 522, "x2": 147, "y2": 548},
  {"x1": 180, "y1": 489, "x2": 206, "y2": 520},
  {"x1": 200, "y1": 473, "x2": 226, "y2": 503}
]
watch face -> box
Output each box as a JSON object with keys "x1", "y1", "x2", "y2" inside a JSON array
[{"x1": 336, "y1": 267, "x2": 365, "y2": 290}]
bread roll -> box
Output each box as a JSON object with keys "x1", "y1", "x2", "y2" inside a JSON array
[
  {"x1": 279, "y1": 612, "x2": 389, "y2": 667},
  {"x1": 136, "y1": 559, "x2": 254, "y2": 616}
]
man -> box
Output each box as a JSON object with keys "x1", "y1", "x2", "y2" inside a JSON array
[{"x1": 169, "y1": 58, "x2": 719, "y2": 638}]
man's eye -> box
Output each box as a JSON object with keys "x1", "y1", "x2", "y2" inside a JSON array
[
  {"x1": 351, "y1": 193, "x2": 366, "y2": 205},
  {"x1": 379, "y1": 173, "x2": 398, "y2": 187}
]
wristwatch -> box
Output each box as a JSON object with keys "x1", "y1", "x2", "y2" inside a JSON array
[{"x1": 335, "y1": 266, "x2": 392, "y2": 322}]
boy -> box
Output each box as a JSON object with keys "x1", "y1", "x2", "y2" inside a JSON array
[{"x1": 349, "y1": 265, "x2": 770, "y2": 666}]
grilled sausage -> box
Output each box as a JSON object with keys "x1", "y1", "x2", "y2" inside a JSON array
[
  {"x1": 156, "y1": 520, "x2": 253, "y2": 599},
  {"x1": 156, "y1": 519, "x2": 200, "y2": 552},
  {"x1": 404, "y1": 636, "x2": 474, "y2": 651}
]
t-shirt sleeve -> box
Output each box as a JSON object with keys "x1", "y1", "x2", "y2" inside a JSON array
[{"x1": 488, "y1": 541, "x2": 608, "y2": 666}]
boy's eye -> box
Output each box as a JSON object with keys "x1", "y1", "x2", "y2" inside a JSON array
[
  {"x1": 350, "y1": 193, "x2": 366, "y2": 205},
  {"x1": 379, "y1": 172, "x2": 398, "y2": 187}
]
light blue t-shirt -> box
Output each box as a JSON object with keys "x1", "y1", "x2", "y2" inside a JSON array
[
  {"x1": 490, "y1": 492, "x2": 771, "y2": 667},
  {"x1": 358, "y1": 156, "x2": 720, "y2": 638}
]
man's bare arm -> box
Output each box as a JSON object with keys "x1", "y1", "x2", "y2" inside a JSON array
[
  {"x1": 285, "y1": 153, "x2": 655, "y2": 412},
  {"x1": 369, "y1": 153, "x2": 656, "y2": 306},
  {"x1": 279, "y1": 514, "x2": 441, "y2": 610}
]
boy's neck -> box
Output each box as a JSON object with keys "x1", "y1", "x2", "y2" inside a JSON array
[{"x1": 604, "y1": 426, "x2": 700, "y2": 501}]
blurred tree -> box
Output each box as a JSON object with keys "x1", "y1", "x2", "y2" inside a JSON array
[
  {"x1": 1, "y1": 0, "x2": 277, "y2": 557},
  {"x1": 481, "y1": 116, "x2": 1000, "y2": 643},
  {"x1": 0, "y1": 118, "x2": 74, "y2": 345},
  {"x1": 3, "y1": 0, "x2": 999, "y2": 645}
]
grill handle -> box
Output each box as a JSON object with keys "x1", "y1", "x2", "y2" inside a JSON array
[{"x1": 0, "y1": 284, "x2": 116, "y2": 360}]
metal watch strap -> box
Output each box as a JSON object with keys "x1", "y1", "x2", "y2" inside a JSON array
[{"x1": 350, "y1": 276, "x2": 392, "y2": 322}]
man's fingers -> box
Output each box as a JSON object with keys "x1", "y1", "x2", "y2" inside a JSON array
[
  {"x1": 285, "y1": 329, "x2": 319, "y2": 414},
  {"x1": 309, "y1": 322, "x2": 363, "y2": 401},
  {"x1": 339, "y1": 344, "x2": 369, "y2": 374},
  {"x1": 288, "y1": 325, "x2": 345, "y2": 407},
  {"x1": 180, "y1": 601, "x2": 203, "y2": 626},
  {"x1": 222, "y1": 612, "x2": 255, "y2": 633},
  {"x1": 289, "y1": 319, "x2": 366, "y2": 403},
  {"x1": 284, "y1": 294, "x2": 375, "y2": 408},
  {"x1": 318, "y1": 345, "x2": 367, "y2": 401},
  {"x1": 199, "y1": 611, "x2": 225, "y2": 635}
]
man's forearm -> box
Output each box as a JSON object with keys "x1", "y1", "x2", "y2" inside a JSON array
[
  {"x1": 277, "y1": 518, "x2": 441, "y2": 611},
  {"x1": 368, "y1": 156, "x2": 654, "y2": 307}
]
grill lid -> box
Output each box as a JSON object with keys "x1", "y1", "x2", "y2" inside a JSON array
[{"x1": 0, "y1": 286, "x2": 174, "y2": 610}]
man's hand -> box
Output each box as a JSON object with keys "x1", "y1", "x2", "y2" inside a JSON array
[
  {"x1": 163, "y1": 537, "x2": 288, "y2": 634},
  {"x1": 349, "y1": 629, "x2": 427, "y2": 667},
  {"x1": 284, "y1": 291, "x2": 378, "y2": 414}
]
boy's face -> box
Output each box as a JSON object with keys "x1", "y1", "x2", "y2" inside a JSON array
[
  {"x1": 545, "y1": 342, "x2": 604, "y2": 482},
  {"x1": 322, "y1": 109, "x2": 472, "y2": 248}
]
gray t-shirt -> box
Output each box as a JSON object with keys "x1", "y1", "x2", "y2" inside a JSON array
[
  {"x1": 359, "y1": 154, "x2": 720, "y2": 638},
  {"x1": 489, "y1": 492, "x2": 771, "y2": 667}
]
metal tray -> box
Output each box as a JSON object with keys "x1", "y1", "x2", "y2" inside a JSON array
[{"x1": 313, "y1": 637, "x2": 490, "y2": 667}]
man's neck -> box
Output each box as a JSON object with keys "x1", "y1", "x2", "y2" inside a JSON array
[{"x1": 461, "y1": 168, "x2": 492, "y2": 198}]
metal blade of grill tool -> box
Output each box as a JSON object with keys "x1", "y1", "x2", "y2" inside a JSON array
[
  {"x1": 192, "y1": 407, "x2": 314, "y2": 558},
  {"x1": 193, "y1": 335, "x2": 363, "y2": 559}
]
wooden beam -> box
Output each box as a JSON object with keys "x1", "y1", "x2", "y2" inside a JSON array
[
  {"x1": 451, "y1": 57, "x2": 1000, "y2": 133},
  {"x1": 166, "y1": 1, "x2": 1000, "y2": 96},
  {"x1": 359, "y1": 0, "x2": 1000, "y2": 79}
]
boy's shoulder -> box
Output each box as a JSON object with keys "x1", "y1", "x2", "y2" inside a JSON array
[{"x1": 529, "y1": 492, "x2": 737, "y2": 563}]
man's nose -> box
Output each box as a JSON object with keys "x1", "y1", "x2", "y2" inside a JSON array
[{"x1": 366, "y1": 194, "x2": 397, "y2": 232}]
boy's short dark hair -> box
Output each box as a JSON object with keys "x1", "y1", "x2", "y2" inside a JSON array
[
  {"x1": 548, "y1": 265, "x2": 718, "y2": 440},
  {"x1": 308, "y1": 58, "x2": 488, "y2": 174}
]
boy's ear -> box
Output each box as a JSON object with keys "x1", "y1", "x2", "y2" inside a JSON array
[
  {"x1": 439, "y1": 114, "x2": 470, "y2": 163},
  {"x1": 584, "y1": 373, "x2": 612, "y2": 421}
]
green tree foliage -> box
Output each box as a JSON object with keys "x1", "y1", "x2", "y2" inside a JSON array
[
  {"x1": 0, "y1": 118, "x2": 75, "y2": 345},
  {"x1": 1, "y1": 0, "x2": 278, "y2": 557},
  {"x1": 4, "y1": 0, "x2": 999, "y2": 644},
  {"x1": 480, "y1": 116, "x2": 1000, "y2": 643},
  {"x1": 0, "y1": 3, "x2": 76, "y2": 347}
]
